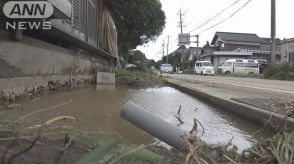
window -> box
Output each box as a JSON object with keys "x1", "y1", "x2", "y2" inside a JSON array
[
  {"x1": 161, "y1": 64, "x2": 172, "y2": 67},
  {"x1": 246, "y1": 63, "x2": 258, "y2": 68},
  {"x1": 73, "y1": 0, "x2": 97, "y2": 41},
  {"x1": 289, "y1": 52, "x2": 294, "y2": 64},
  {"x1": 222, "y1": 62, "x2": 232, "y2": 66},
  {"x1": 235, "y1": 62, "x2": 244, "y2": 67},
  {"x1": 201, "y1": 62, "x2": 213, "y2": 67}
]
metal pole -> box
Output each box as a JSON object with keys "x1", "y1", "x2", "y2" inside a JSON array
[
  {"x1": 179, "y1": 9, "x2": 183, "y2": 34},
  {"x1": 271, "y1": 0, "x2": 276, "y2": 65},
  {"x1": 166, "y1": 35, "x2": 170, "y2": 64},
  {"x1": 162, "y1": 39, "x2": 165, "y2": 64},
  {"x1": 196, "y1": 35, "x2": 199, "y2": 61},
  {"x1": 121, "y1": 102, "x2": 187, "y2": 151}
]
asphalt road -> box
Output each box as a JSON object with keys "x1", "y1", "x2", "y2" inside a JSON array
[{"x1": 164, "y1": 74, "x2": 294, "y2": 100}]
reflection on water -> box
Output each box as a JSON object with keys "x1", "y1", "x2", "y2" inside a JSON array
[
  {"x1": 1, "y1": 85, "x2": 268, "y2": 150},
  {"x1": 130, "y1": 87, "x2": 268, "y2": 150}
]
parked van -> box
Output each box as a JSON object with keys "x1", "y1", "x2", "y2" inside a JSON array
[
  {"x1": 194, "y1": 61, "x2": 214, "y2": 75},
  {"x1": 218, "y1": 59, "x2": 259, "y2": 75},
  {"x1": 160, "y1": 64, "x2": 173, "y2": 74}
]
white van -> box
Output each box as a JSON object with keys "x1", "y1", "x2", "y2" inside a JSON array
[
  {"x1": 160, "y1": 64, "x2": 173, "y2": 74},
  {"x1": 194, "y1": 61, "x2": 214, "y2": 75},
  {"x1": 218, "y1": 59, "x2": 259, "y2": 75}
]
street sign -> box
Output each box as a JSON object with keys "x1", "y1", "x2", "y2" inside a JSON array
[{"x1": 178, "y1": 33, "x2": 190, "y2": 46}]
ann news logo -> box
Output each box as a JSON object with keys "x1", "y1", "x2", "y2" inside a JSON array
[{"x1": 3, "y1": 1, "x2": 54, "y2": 30}]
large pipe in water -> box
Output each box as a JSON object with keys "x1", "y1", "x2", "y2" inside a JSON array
[{"x1": 120, "y1": 101, "x2": 187, "y2": 151}]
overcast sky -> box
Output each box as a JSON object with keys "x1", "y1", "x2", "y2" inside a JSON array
[{"x1": 137, "y1": 0, "x2": 294, "y2": 61}]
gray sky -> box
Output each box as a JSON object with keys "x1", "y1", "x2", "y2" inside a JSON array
[{"x1": 137, "y1": 0, "x2": 294, "y2": 61}]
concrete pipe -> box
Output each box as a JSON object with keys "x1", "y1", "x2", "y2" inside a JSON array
[{"x1": 121, "y1": 101, "x2": 187, "y2": 151}]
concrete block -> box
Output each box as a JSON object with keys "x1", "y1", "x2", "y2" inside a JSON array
[{"x1": 96, "y1": 72, "x2": 115, "y2": 84}]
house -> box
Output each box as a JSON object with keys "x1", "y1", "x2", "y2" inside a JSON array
[
  {"x1": 260, "y1": 38, "x2": 282, "y2": 63},
  {"x1": 281, "y1": 38, "x2": 294, "y2": 64},
  {"x1": 0, "y1": 0, "x2": 118, "y2": 95},
  {"x1": 211, "y1": 32, "x2": 263, "y2": 51},
  {"x1": 0, "y1": 0, "x2": 117, "y2": 74},
  {"x1": 209, "y1": 32, "x2": 282, "y2": 67}
]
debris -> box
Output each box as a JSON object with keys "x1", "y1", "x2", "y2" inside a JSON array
[
  {"x1": 30, "y1": 97, "x2": 41, "y2": 103},
  {"x1": 2, "y1": 124, "x2": 43, "y2": 164},
  {"x1": 177, "y1": 105, "x2": 182, "y2": 115},
  {"x1": 18, "y1": 98, "x2": 73, "y2": 121},
  {"x1": 174, "y1": 115, "x2": 184, "y2": 124},
  {"x1": 26, "y1": 116, "x2": 77, "y2": 130}
]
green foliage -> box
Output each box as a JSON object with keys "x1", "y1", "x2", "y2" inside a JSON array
[
  {"x1": 115, "y1": 69, "x2": 165, "y2": 88},
  {"x1": 110, "y1": 145, "x2": 168, "y2": 164},
  {"x1": 264, "y1": 63, "x2": 294, "y2": 80},
  {"x1": 128, "y1": 50, "x2": 146, "y2": 64},
  {"x1": 270, "y1": 132, "x2": 294, "y2": 164},
  {"x1": 111, "y1": 0, "x2": 166, "y2": 54},
  {"x1": 238, "y1": 132, "x2": 294, "y2": 163},
  {"x1": 75, "y1": 137, "x2": 167, "y2": 164},
  {"x1": 74, "y1": 138, "x2": 125, "y2": 164}
]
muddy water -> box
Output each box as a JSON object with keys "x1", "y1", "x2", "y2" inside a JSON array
[{"x1": 1, "y1": 85, "x2": 268, "y2": 150}]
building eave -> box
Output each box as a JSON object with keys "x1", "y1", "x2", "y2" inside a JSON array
[
  {"x1": 281, "y1": 38, "x2": 294, "y2": 44},
  {"x1": 224, "y1": 41, "x2": 261, "y2": 46},
  {"x1": 213, "y1": 51, "x2": 252, "y2": 56}
]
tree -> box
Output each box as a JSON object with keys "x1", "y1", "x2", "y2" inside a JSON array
[
  {"x1": 128, "y1": 50, "x2": 146, "y2": 64},
  {"x1": 110, "y1": 0, "x2": 166, "y2": 55}
]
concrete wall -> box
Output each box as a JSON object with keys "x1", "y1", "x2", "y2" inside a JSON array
[
  {"x1": 0, "y1": 30, "x2": 111, "y2": 97},
  {"x1": 0, "y1": 74, "x2": 95, "y2": 97},
  {"x1": 0, "y1": 31, "x2": 102, "y2": 77}
]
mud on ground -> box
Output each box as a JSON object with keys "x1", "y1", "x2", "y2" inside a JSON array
[{"x1": 0, "y1": 138, "x2": 87, "y2": 164}]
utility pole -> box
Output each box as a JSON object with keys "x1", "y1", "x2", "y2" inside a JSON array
[
  {"x1": 196, "y1": 35, "x2": 199, "y2": 61},
  {"x1": 177, "y1": 9, "x2": 186, "y2": 34},
  {"x1": 166, "y1": 35, "x2": 170, "y2": 63},
  {"x1": 162, "y1": 39, "x2": 165, "y2": 64},
  {"x1": 177, "y1": 9, "x2": 185, "y2": 66},
  {"x1": 271, "y1": 0, "x2": 276, "y2": 65},
  {"x1": 179, "y1": 9, "x2": 183, "y2": 34}
]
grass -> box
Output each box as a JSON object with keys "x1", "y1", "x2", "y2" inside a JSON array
[
  {"x1": 115, "y1": 68, "x2": 165, "y2": 88},
  {"x1": 264, "y1": 63, "x2": 294, "y2": 80}
]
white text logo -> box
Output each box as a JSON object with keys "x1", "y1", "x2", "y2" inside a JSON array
[{"x1": 3, "y1": 1, "x2": 54, "y2": 30}]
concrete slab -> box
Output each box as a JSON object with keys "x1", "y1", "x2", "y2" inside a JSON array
[
  {"x1": 96, "y1": 72, "x2": 115, "y2": 84},
  {"x1": 164, "y1": 74, "x2": 294, "y2": 100}
]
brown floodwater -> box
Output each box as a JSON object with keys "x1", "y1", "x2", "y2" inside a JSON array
[{"x1": 0, "y1": 85, "x2": 269, "y2": 151}]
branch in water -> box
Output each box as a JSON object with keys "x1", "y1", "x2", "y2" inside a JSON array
[
  {"x1": 174, "y1": 115, "x2": 184, "y2": 124},
  {"x1": 177, "y1": 105, "x2": 182, "y2": 115}
]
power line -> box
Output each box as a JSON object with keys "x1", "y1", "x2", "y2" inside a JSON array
[
  {"x1": 198, "y1": 0, "x2": 253, "y2": 35},
  {"x1": 169, "y1": 38, "x2": 178, "y2": 45},
  {"x1": 188, "y1": 0, "x2": 241, "y2": 33}
]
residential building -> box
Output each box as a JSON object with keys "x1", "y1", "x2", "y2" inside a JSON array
[
  {"x1": 281, "y1": 38, "x2": 294, "y2": 64},
  {"x1": 0, "y1": 0, "x2": 118, "y2": 95},
  {"x1": 208, "y1": 32, "x2": 282, "y2": 68}
]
